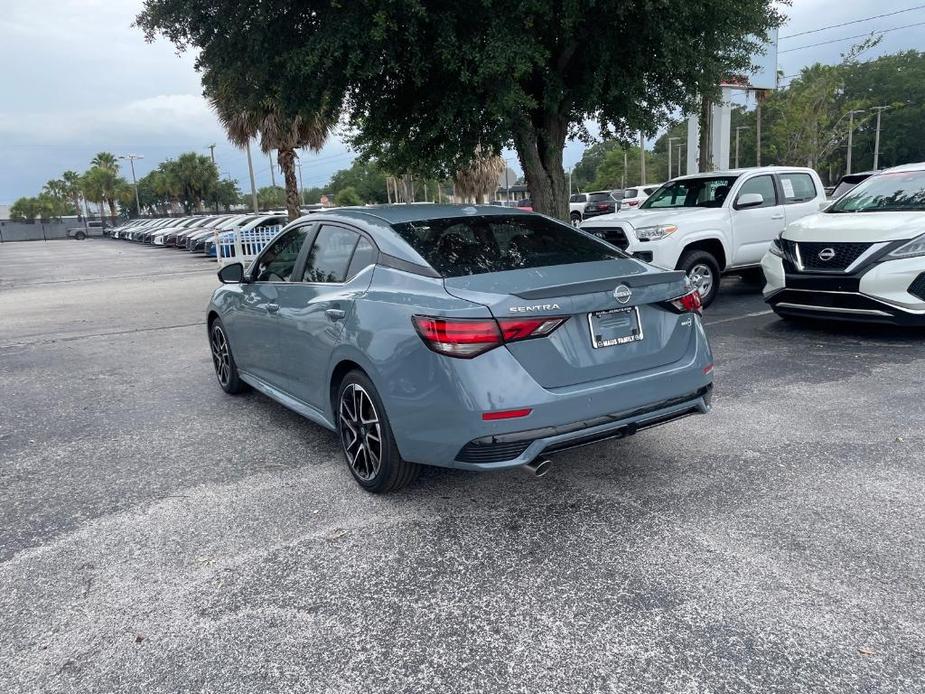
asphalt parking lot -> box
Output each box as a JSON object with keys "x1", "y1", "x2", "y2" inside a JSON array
[{"x1": 1, "y1": 239, "x2": 924, "y2": 693}]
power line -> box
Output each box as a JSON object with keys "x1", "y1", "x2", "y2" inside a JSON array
[
  {"x1": 779, "y1": 4, "x2": 925, "y2": 39},
  {"x1": 779, "y1": 20, "x2": 925, "y2": 54}
]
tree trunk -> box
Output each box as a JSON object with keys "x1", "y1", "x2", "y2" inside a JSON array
[
  {"x1": 512, "y1": 114, "x2": 569, "y2": 220},
  {"x1": 698, "y1": 96, "x2": 712, "y2": 172},
  {"x1": 107, "y1": 197, "x2": 117, "y2": 224},
  {"x1": 277, "y1": 148, "x2": 301, "y2": 222}
]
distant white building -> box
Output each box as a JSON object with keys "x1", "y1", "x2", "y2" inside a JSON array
[{"x1": 0, "y1": 204, "x2": 10, "y2": 221}]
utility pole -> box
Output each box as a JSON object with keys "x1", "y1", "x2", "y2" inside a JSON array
[
  {"x1": 245, "y1": 139, "x2": 259, "y2": 212},
  {"x1": 676, "y1": 145, "x2": 684, "y2": 177},
  {"x1": 296, "y1": 160, "x2": 305, "y2": 205},
  {"x1": 622, "y1": 150, "x2": 627, "y2": 189},
  {"x1": 846, "y1": 109, "x2": 866, "y2": 175},
  {"x1": 871, "y1": 105, "x2": 892, "y2": 170},
  {"x1": 755, "y1": 93, "x2": 763, "y2": 167},
  {"x1": 734, "y1": 126, "x2": 750, "y2": 169},
  {"x1": 207, "y1": 144, "x2": 216, "y2": 164},
  {"x1": 668, "y1": 137, "x2": 681, "y2": 180},
  {"x1": 639, "y1": 131, "x2": 646, "y2": 184},
  {"x1": 118, "y1": 154, "x2": 143, "y2": 217}
]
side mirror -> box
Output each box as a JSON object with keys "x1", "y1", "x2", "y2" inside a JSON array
[
  {"x1": 217, "y1": 262, "x2": 245, "y2": 284},
  {"x1": 736, "y1": 192, "x2": 764, "y2": 209}
]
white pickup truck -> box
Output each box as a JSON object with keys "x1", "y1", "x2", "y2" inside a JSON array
[{"x1": 580, "y1": 166, "x2": 827, "y2": 306}]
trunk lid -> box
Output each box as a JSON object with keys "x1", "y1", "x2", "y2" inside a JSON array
[{"x1": 443, "y1": 259, "x2": 692, "y2": 388}]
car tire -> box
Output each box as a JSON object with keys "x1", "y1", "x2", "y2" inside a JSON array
[
  {"x1": 570, "y1": 212, "x2": 582, "y2": 227},
  {"x1": 209, "y1": 318, "x2": 248, "y2": 394},
  {"x1": 336, "y1": 370, "x2": 419, "y2": 493},
  {"x1": 677, "y1": 250, "x2": 721, "y2": 308},
  {"x1": 74, "y1": 230, "x2": 87, "y2": 240}
]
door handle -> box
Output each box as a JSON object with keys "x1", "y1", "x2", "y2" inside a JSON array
[
  {"x1": 771, "y1": 214, "x2": 784, "y2": 220},
  {"x1": 325, "y1": 308, "x2": 346, "y2": 321},
  {"x1": 266, "y1": 303, "x2": 280, "y2": 313}
]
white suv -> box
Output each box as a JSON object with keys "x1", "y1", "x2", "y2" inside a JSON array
[
  {"x1": 581, "y1": 167, "x2": 827, "y2": 306},
  {"x1": 762, "y1": 162, "x2": 925, "y2": 326}
]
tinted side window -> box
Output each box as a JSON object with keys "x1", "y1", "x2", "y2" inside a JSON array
[
  {"x1": 736, "y1": 175, "x2": 778, "y2": 208},
  {"x1": 253, "y1": 227, "x2": 310, "y2": 282},
  {"x1": 346, "y1": 237, "x2": 377, "y2": 279},
  {"x1": 303, "y1": 226, "x2": 359, "y2": 283},
  {"x1": 779, "y1": 173, "x2": 817, "y2": 204}
]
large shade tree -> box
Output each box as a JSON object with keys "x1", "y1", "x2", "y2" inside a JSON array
[{"x1": 138, "y1": 0, "x2": 784, "y2": 220}]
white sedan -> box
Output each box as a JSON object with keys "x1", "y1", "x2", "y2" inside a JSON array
[{"x1": 762, "y1": 162, "x2": 925, "y2": 325}]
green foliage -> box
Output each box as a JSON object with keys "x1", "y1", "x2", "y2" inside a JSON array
[
  {"x1": 9, "y1": 194, "x2": 72, "y2": 223},
  {"x1": 327, "y1": 160, "x2": 389, "y2": 204},
  {"x1": 301, "y1": 187, "x2": 324, "y2": 204},
  {"x1": 209, "y1": 178, "x2": 243, "y2": 211},
  {"x1": 333, "y1": 186, "x2": 363, "y2": 207},
  {"x1": 257, "y1": 186, "x2": 286, "y2": 210},
  {"x1": 137, "y1": 0, "x2": 784, "y2": 218}
]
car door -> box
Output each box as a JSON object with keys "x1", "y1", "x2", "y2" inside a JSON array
[
  {"x1": 227, "y1": 225, "x2": 312, "y2": 384},
  {"x1": 730, "y1": 174, "x2": 784, "y2": 266},
  {"x1": 778, "y1": 171, "x2": 823, "y2": 226},
  {"x1": 274, "y1": 224, "x2": 378, "y2": 408}
]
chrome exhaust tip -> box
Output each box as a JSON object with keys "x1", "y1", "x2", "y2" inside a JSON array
[{"x1": 522, "y1": 459, "x2": 551, "y2": 477}]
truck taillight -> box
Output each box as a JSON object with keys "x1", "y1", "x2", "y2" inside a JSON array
[{"x1": 412, "y1": 316, "x2": 568, "y2": 358}]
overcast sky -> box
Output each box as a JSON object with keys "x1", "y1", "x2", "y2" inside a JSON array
[{"x1": 1, "y1": 0, "x2": 922, "y2": 203}]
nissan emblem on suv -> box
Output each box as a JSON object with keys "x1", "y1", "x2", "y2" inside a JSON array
[
  {"x1": 818, "y1": 248, "x2": 836, "y2": 262},
  {"x1": 614, "y1": 285, "x2": 632, "y2": 304}
]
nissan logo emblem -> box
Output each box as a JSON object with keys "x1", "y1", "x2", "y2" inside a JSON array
[
  {"x1": 614, "y1": 285, "x2": 632, "y2": 304},
  {"x1": 818, "y1": 247, "x2": 836, "y2": 262}
]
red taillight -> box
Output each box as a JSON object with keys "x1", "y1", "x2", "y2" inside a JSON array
[
  {"x1": 670, "y1": 290, "x2": 703, "y2": 315},
  {"x1": 596, "y1": 203, "x2": 609, "y2": 210},
  {"x1": 412, "y1": 315, "x2": 568, "y2": 358},
  {"x1": 626, "y1": 200, "x2": 639, "y2": 206},
  {"x1": 482, "y1": 408, "x2": 533, "y2": 421}
]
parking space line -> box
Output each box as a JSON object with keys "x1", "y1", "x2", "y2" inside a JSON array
[{"x1": 704, "y1": 310, "x2": 774, "y2": 326}]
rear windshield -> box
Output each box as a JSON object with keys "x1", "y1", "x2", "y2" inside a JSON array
[
  {"x1": 392, "y1": 215, "x2": 623, "y2": 277},
  {"x1": 624, "y1": 188, "x2": 638, "y2": 197},
  {"x1": 828, "y1": 171, "x2": 925, "y2": 212},
  {"x1": 588, "y1": 192, "x2": 612, "y2": 202}
]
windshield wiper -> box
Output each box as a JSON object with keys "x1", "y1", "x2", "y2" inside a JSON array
[{"x1": 857, "y1": 207, "x2": 922, "y2": 212}]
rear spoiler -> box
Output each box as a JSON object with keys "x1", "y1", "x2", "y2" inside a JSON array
[{"x1": 514, "y1": 270, "x2": 687, "y2": 300}]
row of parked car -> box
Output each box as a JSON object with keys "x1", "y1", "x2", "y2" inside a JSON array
[
  {"x1": 107, "y1": 212, "x2": 288, "y2": 258},
  {"x1": 569, "y1": 185, "x2": 662, "y2": 225}
]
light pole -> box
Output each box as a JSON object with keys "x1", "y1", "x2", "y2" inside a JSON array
[
  {"x1": 668, "y1": 137, "x2": 681, "y2": 180},
  {"x1": 845, "y1": 109, "x2": 867, "y2": 175},
  {"x1": 245, "y1": 139, "x2": 259, "y2": 212},
  {"x1": 639, "y1": 131, "x2": 646, "y2": 184},
  {"x1": 676, "y1": 145, "x2": 684, "y2": 177},
  {"x1": 734, "y1": 126, "x2": 750, "y2": 169},
  {"x1": 118, "y1": 154, "x2": 143, "y2": 217},
  {"x1": 870, "y1": 105, "x2": 893, "y2": 170}
]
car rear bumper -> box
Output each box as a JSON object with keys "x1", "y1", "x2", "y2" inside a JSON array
[
  {"x1": 386, "y1": 319, "x2": 714, "y2": 470},
  {"x1": 452, "y1": 385, "x2": 712, "y2": 470}
]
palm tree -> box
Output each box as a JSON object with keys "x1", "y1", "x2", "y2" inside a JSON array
[
  {"x1": 453, "y1": 148, "x2": 505, "y2": 203},
  {"x1": 91, "y1": 152, "x2": 119, "y2": 173},
  {"x1": 209, "y1": 89, "x2": 331, "y2": 221},
  {"x1": 62, "y1": 171, "x2": 84, "y2": 219}
]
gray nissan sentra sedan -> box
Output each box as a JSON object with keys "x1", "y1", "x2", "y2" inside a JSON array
[{"x1": 208, "y1": 205, "x2": 714, "y2": 493}]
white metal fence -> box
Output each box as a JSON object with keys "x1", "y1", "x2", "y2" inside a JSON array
[{"x1": 216, "y1": 224, "x2": 283, "y2": 267}]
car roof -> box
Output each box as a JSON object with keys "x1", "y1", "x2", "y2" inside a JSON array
[
  {"x1": 672, "y1": 166, "x2": 817, "y2": 181},
  {"x1": 881, "y1": 162, "x2": 925, "y2": 174},
  {"x1": 308, "y1": 203, "x2": 532, "y2": 226}
]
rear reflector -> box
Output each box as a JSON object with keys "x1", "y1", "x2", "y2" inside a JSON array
[
  {"x1": 412, "y1": 315, "x2": 568, "y2": 358},
  {"x1": 704, "y1": 363, "x2": 714, "y2": 375},
  {"x1": 482, "y1": 408, "x2": 533, "y2": 421}
]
